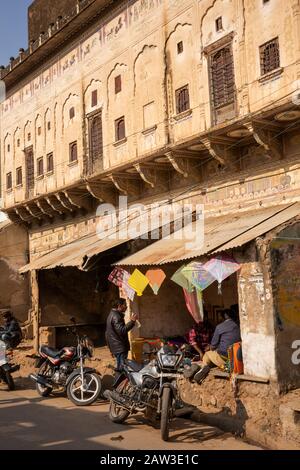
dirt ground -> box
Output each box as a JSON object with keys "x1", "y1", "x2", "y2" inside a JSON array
[
  {"x1": 8, "y1": 340, "x2": 300, "y2": 450},
  {"x1": 0, "y1": 386, "x2": 262, "y2": 450}
]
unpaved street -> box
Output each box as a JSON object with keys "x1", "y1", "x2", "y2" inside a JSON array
[{"x1": 0, "y1": 384, "x2": 261, "y2": 450}]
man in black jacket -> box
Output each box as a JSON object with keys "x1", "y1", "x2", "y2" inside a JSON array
[
  {"x1": 0, "y1": 310, "x2": 22, "y2": 348},
  {"x1": 106, "y1": 299, "x2": 137, "y2": 371}
]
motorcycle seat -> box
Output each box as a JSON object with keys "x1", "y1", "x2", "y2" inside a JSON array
[
  {"x1": 40, "y1": 345, "x2": 64, "y2": 358},
  {"x1": 125, "y1": 360, "x2": 143, "y2": 372}
]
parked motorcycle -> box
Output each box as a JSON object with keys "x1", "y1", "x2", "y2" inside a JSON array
[
  {"x1": 105, "y1": 344, "x2": 185, "y2": 441},
  {"x1": 0, "y1": 338, "x2": 20, "y2": 390},
  {"x1": 30, "y1": 318, "x2": 102, "y2": 406}
]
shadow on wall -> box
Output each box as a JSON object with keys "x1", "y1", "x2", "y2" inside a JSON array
[
  {"x1": 39, "y1": 267, "x2": 117, "y2": 326},
  {"x1": 0, "y1": 259, "x2": 29, "y2": 323}
]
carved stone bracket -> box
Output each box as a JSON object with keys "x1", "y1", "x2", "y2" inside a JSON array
[
  {"x1": 200, "y1": 138, "x2": 228, "y2": 167},
  {"x1": 46, "y1": 196, "x2": 64, "y2": 214},
  {"x1": 7, "y1": 210, "x2": 23, "y2": 224},
  {"x1": 165, "y1": 151, "x2": 188, "y2": 178},
  {"x1": 25, "y1": 204, "x2": 42, "y2": 220},
  {"x1": 37, "y1": 200, "x2": 54, "y2": 218},
  {"x1": 109, "y1": 174, "x2": 140, "y2": 196},
  {"x1": 134, "y1": 164, "x2": 156, "y2": 188},
  {"x1": 64, "y1": 190, "x2": 91, "y2": 211},
  {"x1": 56, "y1": 193, "x2": 76, "y2": 212},
  {"x1": 14, "y1": 207, "x2": 32, "y2": 223},
  {"x1": 244, "y1": 121, "x2": 283, "y2": 160},
  {"x1": 86, "y1": 182, "x2": 116, "y2": 204}
]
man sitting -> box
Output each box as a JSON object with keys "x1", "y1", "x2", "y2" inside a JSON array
[
  {"x1": 0, "y1": 310, "x2": 22, "y2": 349},
  {"x1": 187, "y1": 309, "x2": 241, "y2": 384}
]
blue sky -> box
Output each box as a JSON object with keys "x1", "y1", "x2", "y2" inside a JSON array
[{"x1": 0, "y1": 0, "x2": 32, "y2": 66}]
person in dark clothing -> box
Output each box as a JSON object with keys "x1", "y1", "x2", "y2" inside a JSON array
[
  {"x1": 106, "y1": 299, "x2": 137, "y2": 371},
  {"x1": 202, "y1": 309, "x2": 241, "y2": 367},
  {"x1": 192, "y1": 309, "x2": 241, "y2": 384},
  {"x1": 0, "y1": 310, "x2": 22, "y2": 348}
]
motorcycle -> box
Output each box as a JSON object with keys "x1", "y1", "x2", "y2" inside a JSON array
[
  {"x1": 30, "y1": 318, "x2": 102, "y2": 406},
  {"x1": 0, "y1": 338, "x2": 20, "y2": 391},
  {"x1": 105, "y1": 344, "x2": 185, "y2": 441}
]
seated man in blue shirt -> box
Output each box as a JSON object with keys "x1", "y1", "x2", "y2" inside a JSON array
[{"x1": 193, "y1": 309, "x2": 241, "y2": 383}]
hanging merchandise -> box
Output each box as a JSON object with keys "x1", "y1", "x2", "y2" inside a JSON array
[
  {"x1": 183, "y1": 288, "x2": 204, "y2": 323},
  {"x1": 122, "y1": 271, "x2": 136, "y2": 301},
  {"x1": 108, "y1": 267, "x2": 125, "y2": 288},
  {"x1": 108, "y1": 267, "x2": 135, "y2": 301},
  {"x1": 182, "y1": 262, "x2": 216, "y2": 292},
  {"x1": 171, "y1": 266, "x2": 194, "y2": 293},
  {"x1": 203, "y1": 254, "x2": 241, "y2": 295},
  {"x1": 128, "y1": 269, "x2": 149, "y2": 296},
  {"x1": 145, "y1": 269, "x2": 166, "y2": 295}
]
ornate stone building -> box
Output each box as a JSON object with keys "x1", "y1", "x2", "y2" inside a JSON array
[{"x1": 1, "y1": 0, "x2": 300, "y2": 425}]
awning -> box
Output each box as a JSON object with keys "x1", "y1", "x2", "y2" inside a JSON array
[
  {"x1": 19, "y1": 232, "x2": 128, "y2": 273},
  {"x1": 19, "y1": 202, "x2": 184, "y2": 273},
  {"x1": 114, "y1": 203, "x2": 300, "y2": 266}
]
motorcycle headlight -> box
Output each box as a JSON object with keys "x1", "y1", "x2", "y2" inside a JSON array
[{"x1": 158, "y1": 353, "x2": 180, "y2": 369}]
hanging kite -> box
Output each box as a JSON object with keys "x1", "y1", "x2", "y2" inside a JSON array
[
  {"x1": 145, "y1": 269, "x2": 166, "y2": 295},
  {"x1": 128, "y1": 269, "x2": 149, "y2": 296},
  {"x1": 171, "y1": 265, "x2": 194, "y2": 292},
  {"x1": 182, "y1": 261, "x2": 216, "y2": 292},
  {"x1": 108, "y1": 267, "x2": 135, "y2": 301},
  {"x1": 203, "y1": 254, "x2": 241, "y2": 295}
]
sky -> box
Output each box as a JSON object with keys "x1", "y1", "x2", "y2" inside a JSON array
[{"x1": 0, "y1": 0, "x2": 32, "y2": 66}]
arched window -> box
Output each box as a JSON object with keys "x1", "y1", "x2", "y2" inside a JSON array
[
  {"x1": 115, "y1": 116, "x2": 126, "y2": 141},
  {"x1": 6, "y1": 172, "x2": 12, "y2": 190},
  {"x1": 69, "y1": 141, "x2": 78, "y2": 162},
  {"x1": 175, "y1": 85, "x2": 190, "y2": 114},
  {"x1": 91, "y1": 90, "x2": 98, "y2": 107},
  {"x1": 69, "y1": 107, "x2": 75, "y2": 120}
]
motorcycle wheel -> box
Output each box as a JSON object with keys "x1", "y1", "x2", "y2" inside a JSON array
[
  {"x1": 4, "y1": 371, "x2": 15, "y2": 391},
  {"x1": 36, "y1": 362, "x2": 52, "y2": 397},
  {"x1": 161, "y1": 387, "x2": 172, "y2": 441},
  {"x1": 109, "y1": 380, "x2": 130, "y2": 424},
  {"x1": 67, "y1": 372, "x2": 102, "y2": 406}
]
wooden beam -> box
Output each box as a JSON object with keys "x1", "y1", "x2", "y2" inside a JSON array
[{"x1": 211, "y1": 370, "x2": 269, "y2": 383}]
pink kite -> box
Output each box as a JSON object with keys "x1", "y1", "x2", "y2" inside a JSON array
[{"x1": 203, "y1": 254, "x2": 240, "y2": 294}]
